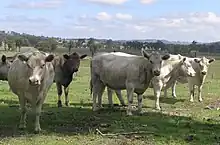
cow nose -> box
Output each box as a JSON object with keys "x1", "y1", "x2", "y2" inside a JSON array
[
  {"x1": 29, "y1": 78, "x2": 40, "y2": 85},
  {"x1": 153, "y1": 70, "x2": 160, "y2": 76},
  {"x1": 201, "y1": 71, "x2": 207, "y2": 75},
  {"x1": 74, "y1": 68, "x2": 78, "y2": 72}
]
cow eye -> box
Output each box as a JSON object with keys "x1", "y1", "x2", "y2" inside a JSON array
[
  {"x1": 150, "y1": 60, "x2": 153, "y2": 64},
  {"x1": 41, "y1": 64, "x2": 45, "y2": 68}
]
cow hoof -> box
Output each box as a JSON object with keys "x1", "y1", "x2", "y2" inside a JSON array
[
  {"x1": 57, "y1": 100, "x2": 62, "y2": 107},
  {"x1": 92, "y1": 107, "x2": 99, "y2": 112},
  {"x1": 199, "y1": 99, "x2": 203, "y2": 102},
  {"x1": 156, "y1": 107, "x2": 161, "y2": 111},
  {"x1": 65, "y1": 102, "x2": 69, "y2": 106},
  {"x1": 34, "y1": 127, "x2": 41, "y2": 134},
  {"x1": 126, "y1": 112, "x2": 133, "y2": 116},
  {"x1": 138, "y1": 111, "x2": 144, "y2": 116},
  {"x1": 190, "y1": 99, "x2": 194, "y2": 102},
  {"x1": 107, "y1": 104, "x2": 114, "y2": 108},
  {"x1": 172, "y1": 95, "x2": 177, "y2": 98},
  {"x1": 121, "y1": 104, "x2": 126, "y2": 107},
  {"x1": 18, "y1": 124, "x2": 26, "y2": 130}
]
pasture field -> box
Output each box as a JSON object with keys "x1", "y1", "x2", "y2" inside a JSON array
[{"x1": 0, "y1": 52, "x2": 220, "y2": 145}]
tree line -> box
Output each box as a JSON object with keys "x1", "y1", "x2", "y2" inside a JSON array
[{"x1": 0, "y1": 31, "x2": 219, "y2": 56}]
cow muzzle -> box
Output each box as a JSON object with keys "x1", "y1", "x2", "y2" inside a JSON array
[
  {"x1": 29, "y1": 76, "x2": 41, "y2": 86},
  {"x1": 201, "y1": 71, "x2": 207, "y2": 75},
  {"x1": 188, "y1": 72, "x2": 196, "y2": 77},
  {"x1": 153, "y1": 70, "x2": 160, "y2": 76}
]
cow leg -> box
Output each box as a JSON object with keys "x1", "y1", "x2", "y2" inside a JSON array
[
  {"x1": 137, "y1": 94, "x2": 143, "y2": 115},
  {"x1": 64, "y1": 86, "x2": 69, "y2": 106},
  {"x1": 153, "y1": 82, "x2": 163, "y2": 110},
  {"x1": 172, "y1": 81, "x2": 177, "y2": 98},
  {"x1": 97, "y1": 84, "x2": 105, "y2": 109},
  {"x1": 115, "y1": 90, "x2": 126, "y2": 106},
  {"x1": 126, "y1": 85, "x2": 134, "y2": 116},
  {"x1": 107, "y1": 87, "x2": 114, "y2": 108},
  {"x1": 18, "y1": 95, "x2": 27, "y2": 129},
  {"x1": 92, "y1": 78, "x2": 104, "y2": 111},
  {"x1": 164, "y1": 89, "x2": 168, "y2": 97},
  {"x1": 189, "y1": 83, "x2": 195, "y2": 102},
  {"x1": 56, "y1": 82, "x2": 63, "y2": 107},
  {"x1": 198, "y1": 84, "x2": 203, "y2": 102},
  {"x1": 34, "y1": 93, "x2": 46, "y2": 133}
]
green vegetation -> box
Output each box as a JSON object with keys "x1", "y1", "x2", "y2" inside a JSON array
[
  {"x1": 1, "y1": 31, "x2": 220, "y2": 56},
  {"x1": 0, "y1": 56, "x2": 220, "y2": 145}
]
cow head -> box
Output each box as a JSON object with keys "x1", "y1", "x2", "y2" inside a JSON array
[
  {"x1": 141, "y1": 49, "x2": 170, "y2": 76},
  {"x1": 194, "y1": 57, "x2": 215, "y2": 76},
  {"x1": 18, "y1": 52, "x2": 54, "y2": 86},
  {"x1": 0, "y1": 55, "x2": 11, "y2": 81},
  {"x1": 62, "y1": 52, "x2": 87, "y2": 76},
  {"x1": 179, "y1": 57, "x2": 196, "y2": 77}
]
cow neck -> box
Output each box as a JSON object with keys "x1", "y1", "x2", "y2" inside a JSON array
[
  {"x1": 163, "y1": 61, "x2": 182, "y2": 89},
  {"x1": 143, "y1": 61, "x2": 154, "y2": 87}
]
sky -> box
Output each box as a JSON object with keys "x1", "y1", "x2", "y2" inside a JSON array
[{"x1": 0, "y1": 0, "x2": 220, "y2": 42}]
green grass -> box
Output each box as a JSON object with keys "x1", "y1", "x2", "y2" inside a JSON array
[{"x1": 0, "y1": 57, "x2": 220, "y2": 145}]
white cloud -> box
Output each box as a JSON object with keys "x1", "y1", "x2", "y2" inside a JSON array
[
  {"x1": 115, "y1": 13, "x2": 132, "y2": 21},
  {"x1": 7, "y1": 0, "x2": 64, "y2": 9},
  {"x1": 95, "y1": 12, "x2": 112, "y2": 21},
  {"x1": 1, "y1": 12, "x2": 220, "y2": 42},
  {"x1": 83, "y1": 0, "x2": 128, "y2": 5},
  {"x1": 140, "y1": 0, "x2": 155, "y2": 4}
]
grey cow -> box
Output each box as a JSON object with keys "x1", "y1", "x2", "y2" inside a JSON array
[
  {"x1": 8, "y1": 51, "x2": 55, "y2": 133},
  {"x1": 90, "y1": 49, "x2": 170, "y2": 116},
  {"x1": 52, "y1": 52, "x2": 87, "y2": 107}
]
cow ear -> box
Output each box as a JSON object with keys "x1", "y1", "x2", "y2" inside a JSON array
[
  {"x1": 80, "y1": 54, "x2": 87, "y2": 59},
  {"x1": 18, "y1": 55, "x2": 29, "y2": 62},
  {"x1": 1, "y1": 55, "x2": 6, "y2": 63},
  {"x1": 141, "y1": 48, "x2": 150, "y2": 59},
  {"x1": 182, "y1": 57, "x2": 186, "y2": 62},
  {"x1": 208, "y1": 58, "x2": 215, "y2": 64},
  {"x1": 45, "y1": 54, "x2": 54, "y2": 62},
  {"x1": 63, "y1": 54, "x2": 69, "y2": 60},
  {"x1": 162, "y1": 54, "x2": 170, "y2": 60},
  {"x1": 194, "y1": 58, "x2": 200, "y2": 63},
  {"x1": 178, "y1": 54, "x2": 182, "y2": 59}
]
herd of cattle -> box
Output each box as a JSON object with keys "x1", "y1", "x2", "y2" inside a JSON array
[{"x1": 0, "y1": 49, "x2": 215, "y2": 133}]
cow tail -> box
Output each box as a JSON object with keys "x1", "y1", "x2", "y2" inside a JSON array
[{"x1": 90, "y1": 79, "x2": 93, "y2": 96}]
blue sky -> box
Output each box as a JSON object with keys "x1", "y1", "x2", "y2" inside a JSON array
[{"x1": 0, "y1": 0, "x2": 220, "y2": 42}]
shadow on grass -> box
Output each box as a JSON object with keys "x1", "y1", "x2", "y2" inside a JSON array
[
  {"x1": 144, "y1": 95, "x2": 186, "y2": 105},
  {"x1": 0, "y1": 103, "x2": 220, "y2": 145}
]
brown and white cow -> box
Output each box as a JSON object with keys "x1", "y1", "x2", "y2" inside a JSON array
[
  {"x1": 90, "y1": 49, "x2": 170, "y2": 116},
  {"x1": 53, "y1": 52, "x2": 87, "y2": 107},
  {"x1": 8, "y1": 51, "x2": 55, "y2": 133}
]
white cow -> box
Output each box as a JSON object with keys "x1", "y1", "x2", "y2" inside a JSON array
[
  {"x1": 8, "y1": 51, "x2": 55, "y2": 133},
  {"x1": 103, "y1": 53, "x2": 197, "y2": 110},
  {"x1": 90, "y1": 49, "x2": 170, "y2": 115},
  {"x1": 164, "y1": 55, "x2": 215, "y2": 102}
]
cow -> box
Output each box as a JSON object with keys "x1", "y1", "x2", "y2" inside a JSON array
[
  {"x1": 53, "y1": 52, "x2": 87, "y2": 107},
  {"x1": 7, "y1": 51, "x2": 55, "y2": 133},
  {"x1": 0, "y1": 54, "x2": 18, "y2": 81},
  {"x1": 90, "y1": 49, "x2": 171, "y2": 116},
  {"x1": 102, "y1": 54, "x2": 197, "y2": 110},
  {"x1": 163, "y1": 55, "x2": 215, "y2": 102}
]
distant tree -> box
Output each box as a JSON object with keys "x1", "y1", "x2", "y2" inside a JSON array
[
  {"x1": 35, "y1": 38, "x2": 58, "y2": 52},
  {"x1": 68, "y1": 40, "x2": 74, "y2": 54},
  {"x1": 106, "y1": 39, "x2": 113, "y2": 49},
  {"x1": 88, "y1": 38, "x2": 97, "y2": 56}
]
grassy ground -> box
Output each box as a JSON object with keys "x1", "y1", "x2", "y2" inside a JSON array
[{"x1": 0, "y1": 51, "x2": 220, "y2": 145}]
